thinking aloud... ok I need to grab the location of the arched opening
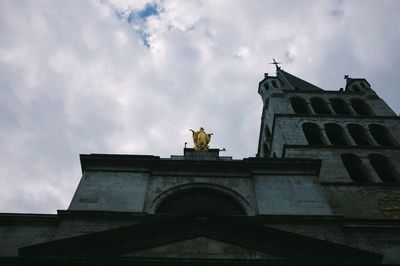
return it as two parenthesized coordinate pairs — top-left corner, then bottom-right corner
(341, 154), (369, 183)
(347, 124), (370, 146)
(302, 123), (325, 145)
(290, 97), (309, 114)
(351, 99), (373, 115)
(360, 82), (368, 89)
(369, 124), (397, 146)
(155, 188), (246, 215)
(368, 154), (398, 183)
(352, 85), (360, 92)
(310, 97), (331, 114)
(330, 98), (350, 115)
(325, 123), (348, 145)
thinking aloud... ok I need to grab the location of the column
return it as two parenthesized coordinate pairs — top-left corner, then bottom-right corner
(327, 103), (336, 115)
(320, 127), (331, 145)
(343, 128), (357, 146)
(346, 102), (358, 115)
(361, 157), (382, 183)
(365, 129), (379, 146)
(306, 101), (315, 114)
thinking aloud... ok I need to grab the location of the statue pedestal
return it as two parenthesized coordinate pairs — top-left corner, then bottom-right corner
(183, 148), (220, 160)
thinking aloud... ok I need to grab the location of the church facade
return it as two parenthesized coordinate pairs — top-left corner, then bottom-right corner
(1, 68), (399, 265)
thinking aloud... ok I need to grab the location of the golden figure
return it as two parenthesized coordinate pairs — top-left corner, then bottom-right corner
(189, 127), (213, 151)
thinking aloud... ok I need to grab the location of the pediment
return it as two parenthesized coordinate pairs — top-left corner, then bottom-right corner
(19, 213), (382, 264)
(123, 236), (283, 259)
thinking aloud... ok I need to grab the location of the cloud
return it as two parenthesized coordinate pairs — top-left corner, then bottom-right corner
(0, 0), (399, 213)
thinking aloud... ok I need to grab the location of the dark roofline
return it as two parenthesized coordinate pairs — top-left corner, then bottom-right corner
(277, 69), (323, 91)
(79, 153), (321, 176)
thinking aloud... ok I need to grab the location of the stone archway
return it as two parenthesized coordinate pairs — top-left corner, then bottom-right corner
(147, 183), (253, 215)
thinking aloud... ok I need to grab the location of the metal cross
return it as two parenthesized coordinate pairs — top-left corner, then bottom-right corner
(269, 58), (282, 70)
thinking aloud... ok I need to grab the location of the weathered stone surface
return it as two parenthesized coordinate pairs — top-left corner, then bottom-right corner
(126, 236), (283, 259)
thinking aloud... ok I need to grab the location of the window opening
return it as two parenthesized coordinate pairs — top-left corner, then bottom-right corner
(347, 124), (370, 146)
(351, 99), (373, 115)
(330, 98), (350, 115)
(352, 85), (360, 92)
(341, 154), (369, 183)
(360, 82), (367, 89)
(368, 154), (398, 183)
(291, 97), (309, 114)
(155, 188), (246, 215)
(303, 123), (325, 145)
(311, 97), (331, 114)
(325, 123), (348, 145)
(369, 124), (397, 146)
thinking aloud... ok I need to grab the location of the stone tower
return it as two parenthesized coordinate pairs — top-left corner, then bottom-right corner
(257, 67), (400, 224)
(257, 67), (400, 185)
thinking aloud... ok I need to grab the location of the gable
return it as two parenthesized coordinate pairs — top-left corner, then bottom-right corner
(278, 69), (323, 91)
(124, 236), (283, 259)
(19, 213), (382, 264)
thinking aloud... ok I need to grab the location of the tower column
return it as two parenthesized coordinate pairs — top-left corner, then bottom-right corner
(361, 157), (382, 183)
(365, 129), (379, 146)
(327, 103), (336, 115)
(306, 101), (316, 114)
(346, 102), (358, 115)
(343, 129), (357, 146)
(320, 127), (331, 145)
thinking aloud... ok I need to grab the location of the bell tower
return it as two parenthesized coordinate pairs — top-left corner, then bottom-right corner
(257, 64), (400, 214)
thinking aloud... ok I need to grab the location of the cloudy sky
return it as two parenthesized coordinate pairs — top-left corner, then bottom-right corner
(1, 0), (399, 214)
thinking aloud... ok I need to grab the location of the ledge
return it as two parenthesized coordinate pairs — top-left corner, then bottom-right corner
(0, 213), (59, 225)
(320, 182), (400, 187)
(275, 113), (400, 120)
(80, 154), (322, 176)
(284, 144), (400, 151)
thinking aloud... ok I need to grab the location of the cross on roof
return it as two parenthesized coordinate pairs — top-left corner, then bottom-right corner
(270, 58), (282, 70)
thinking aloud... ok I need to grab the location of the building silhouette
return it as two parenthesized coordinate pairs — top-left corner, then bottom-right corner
(1, 68), (399, 265)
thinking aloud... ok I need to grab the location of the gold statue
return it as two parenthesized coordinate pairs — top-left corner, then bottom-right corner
(189, 127), (213, 151)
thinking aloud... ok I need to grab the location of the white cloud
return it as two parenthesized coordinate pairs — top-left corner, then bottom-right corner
(0, 0), (399, 213)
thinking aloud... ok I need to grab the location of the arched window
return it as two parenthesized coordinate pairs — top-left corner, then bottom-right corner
(290, 97), (309, 114)
(341, 154), (369, 182)
(325, 123), (348, 145)
(155, 188), (246, 215)
(352, 85), (360, 92)
(351, 99), (373, 115)
(368, 154), (398, 183)
(369, 124), (397, 146)
(330, 98), (350, 115)
(302, 123), (325, 145)
(310, 97), (331, 114)
(360, 82), (367, 89)
(347, 124), (370, 146)
(271, 80), (278, 88)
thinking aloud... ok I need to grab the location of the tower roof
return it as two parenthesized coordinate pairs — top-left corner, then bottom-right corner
(277, 69), (323, 91)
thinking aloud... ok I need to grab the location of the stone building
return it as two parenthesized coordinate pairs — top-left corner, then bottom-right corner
(1, 67), (399, 265)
